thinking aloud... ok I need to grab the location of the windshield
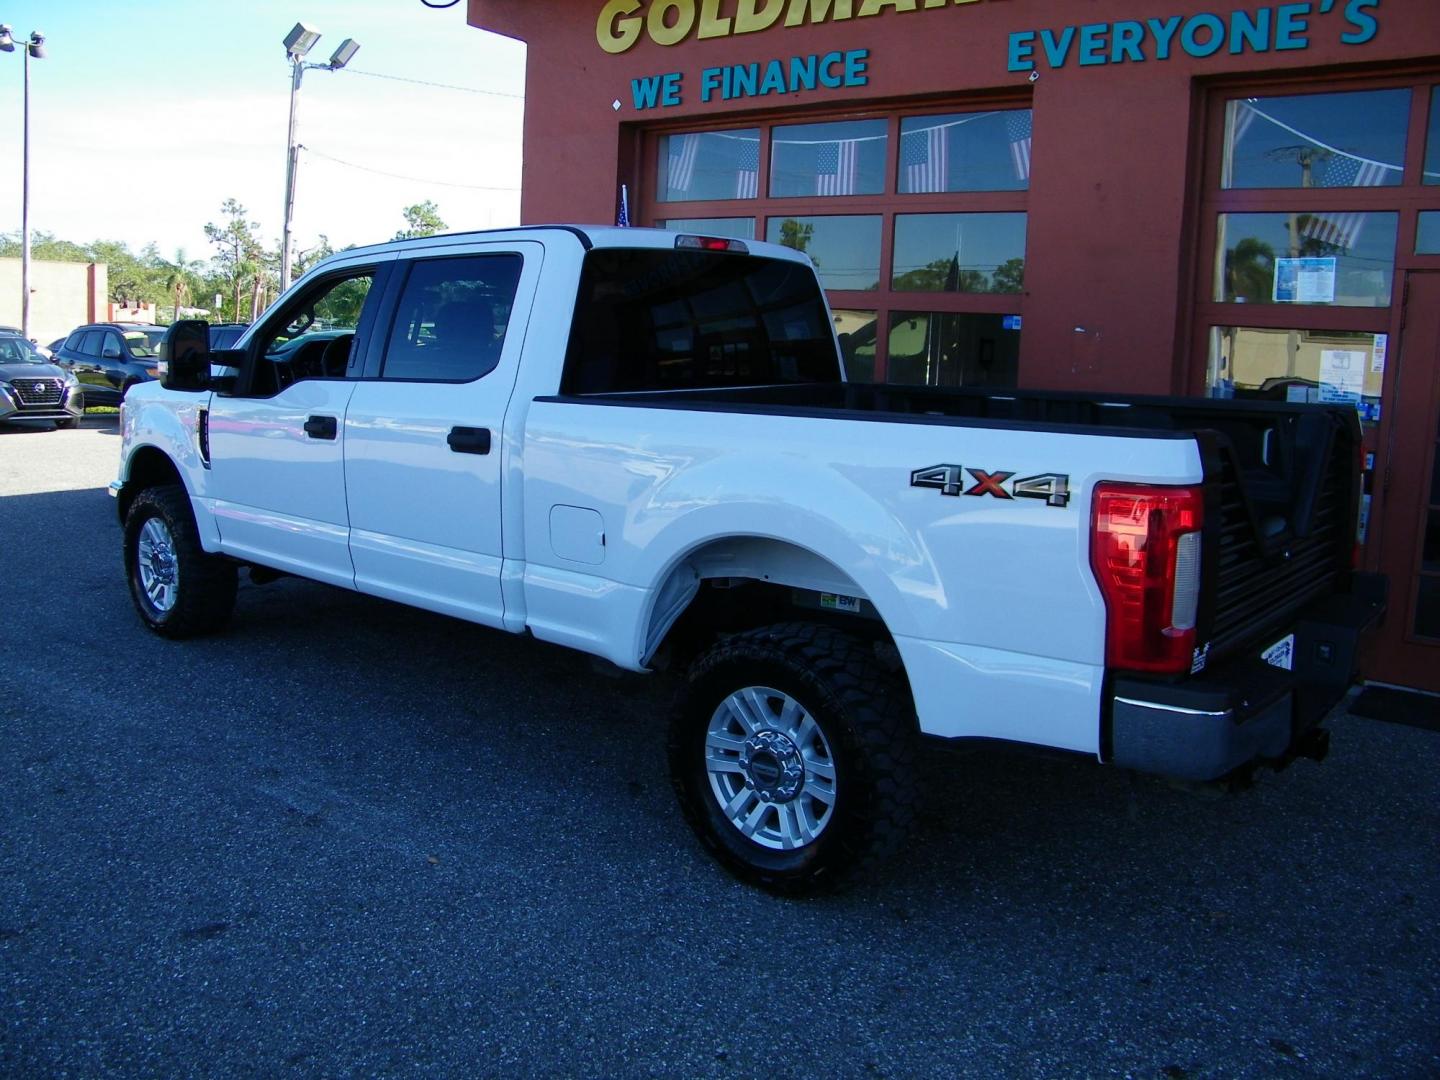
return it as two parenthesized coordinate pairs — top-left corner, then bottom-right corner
(124, 328), (166, 358)
(0, 336), (44, 364)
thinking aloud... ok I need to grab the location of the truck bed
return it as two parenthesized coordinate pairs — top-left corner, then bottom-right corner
(542, 380), (1365, 669)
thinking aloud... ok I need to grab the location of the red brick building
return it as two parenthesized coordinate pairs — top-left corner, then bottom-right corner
(467, 0), (1440, 690)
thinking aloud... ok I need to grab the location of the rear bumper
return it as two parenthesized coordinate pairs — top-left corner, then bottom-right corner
(1108, 573), (1386, 781)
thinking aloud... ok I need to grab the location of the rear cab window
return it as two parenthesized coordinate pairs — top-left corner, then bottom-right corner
(561, 248), (840, 395)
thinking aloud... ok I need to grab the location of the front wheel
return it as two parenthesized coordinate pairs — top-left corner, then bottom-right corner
(669, 623), (918, 894)
(123, 485), (237, 638)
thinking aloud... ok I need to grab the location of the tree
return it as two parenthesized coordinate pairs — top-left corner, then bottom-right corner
(991, 257), (1025, 295)
(293, 235), (336, 278)
(776, 218), (815, 259)
(204, 199), (266, 322)
(162, 249), (204, 323)
(1225, 237), (1276, 303)
(394, 200), (447, 241)
(892, 256), (986, 293)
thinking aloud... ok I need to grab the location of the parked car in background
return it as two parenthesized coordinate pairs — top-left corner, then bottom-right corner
(0, 332), (84, 429)
(53, 323), (167, 406)
(206, 323), (250, 350)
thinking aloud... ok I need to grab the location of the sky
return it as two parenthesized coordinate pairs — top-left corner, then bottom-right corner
(0, 0), (527, 262)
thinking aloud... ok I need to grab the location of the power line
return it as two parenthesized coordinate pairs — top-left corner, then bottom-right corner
(339, 66), (524, 100)
(300, 144), (520, 192)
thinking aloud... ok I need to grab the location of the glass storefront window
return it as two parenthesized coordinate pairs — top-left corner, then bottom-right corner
(893, 213), (1026, 293)
(658, 129), (761, 202)
(1206, 326), (1385, 423)
(1426, 87), (1440, 186)
(831, 309), (877, 382)
(765, 215), (882, 291)
(898, 110), (1032, 194)
(769, 120), (887, 198)
(885, 312), (1021, 387)
(1419, 212), (1440, 254)
(658, 217), (756, 240)
(1221, 90), (1408, 189)
(1214, 212), (1397, 306)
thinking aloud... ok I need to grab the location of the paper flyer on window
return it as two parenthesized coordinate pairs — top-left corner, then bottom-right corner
(1273, 257), (1337, 304)
(1318, 349), (1366, 404)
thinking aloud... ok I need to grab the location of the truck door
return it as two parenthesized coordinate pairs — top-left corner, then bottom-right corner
(205, 256), (394, 586)
(342, 242), (542, 627)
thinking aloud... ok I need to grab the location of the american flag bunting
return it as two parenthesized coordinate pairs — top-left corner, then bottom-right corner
(902, 125), (948, 193)
(816, 139), (860, 196)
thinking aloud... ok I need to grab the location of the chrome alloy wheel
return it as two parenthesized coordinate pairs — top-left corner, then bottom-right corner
(705, 686), (837, 851)
(136, 517), (179, 613)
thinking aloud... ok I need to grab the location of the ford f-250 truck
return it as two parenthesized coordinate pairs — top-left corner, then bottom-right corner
(111, 226), (1384, 892)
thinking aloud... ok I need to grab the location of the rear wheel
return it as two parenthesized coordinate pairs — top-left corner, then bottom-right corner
(669, 622), (919, 894)
(123, 485), (237, 638)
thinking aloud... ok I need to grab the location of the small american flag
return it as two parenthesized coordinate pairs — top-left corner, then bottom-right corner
(616, 183), (630, 227)
(816, 139), (859, 196)
(735, 137), (759, 199)
(667, 134), (700, 194)
(1318, 153), (1391, 189)
(1300, 153), (1390, 250)
(902, 125), (948, 193)
(1007, 110), (1032, 182)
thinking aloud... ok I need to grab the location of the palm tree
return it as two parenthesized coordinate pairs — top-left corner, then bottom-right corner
(163, 249), (200, 323)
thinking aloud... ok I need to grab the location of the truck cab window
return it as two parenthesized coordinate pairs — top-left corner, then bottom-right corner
(250, 271), (375, 395)
(380, 254), (523, 382)
(562, 249), (839, 394)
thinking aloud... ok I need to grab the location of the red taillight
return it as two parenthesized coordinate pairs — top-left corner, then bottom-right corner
(1090, 483), (1205, 674)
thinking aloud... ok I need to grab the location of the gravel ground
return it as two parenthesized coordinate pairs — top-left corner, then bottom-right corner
(1, 416), (1437, 1078)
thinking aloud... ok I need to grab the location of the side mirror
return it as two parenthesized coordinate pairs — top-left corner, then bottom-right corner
(159, 320), (211, 392)
(102, 345), (123, 360)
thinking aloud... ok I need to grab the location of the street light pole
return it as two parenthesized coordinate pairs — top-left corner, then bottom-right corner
(278, 23), (359, 294)
(1, 26), (46, 338)
(22, 34), (33, 337)
(280, 55), (304, 294)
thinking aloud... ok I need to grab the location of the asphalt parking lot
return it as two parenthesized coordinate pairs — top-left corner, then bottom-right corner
(1, 415), (1437, 1078)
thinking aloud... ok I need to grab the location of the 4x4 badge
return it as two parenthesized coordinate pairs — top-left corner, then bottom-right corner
(910, 465), (1070, 508)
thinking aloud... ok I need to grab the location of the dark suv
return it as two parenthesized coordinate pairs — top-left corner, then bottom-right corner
(53, 323), (168, 406)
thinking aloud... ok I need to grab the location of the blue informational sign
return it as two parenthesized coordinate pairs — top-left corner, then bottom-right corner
(1003, 315), (1023, 331)
(1273, 257), (1337, 303)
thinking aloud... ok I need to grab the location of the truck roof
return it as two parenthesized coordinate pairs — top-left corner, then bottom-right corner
(315, 225), (813, 271)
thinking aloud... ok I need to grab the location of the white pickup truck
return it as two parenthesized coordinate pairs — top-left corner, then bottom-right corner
(113, 226), (1383, 892)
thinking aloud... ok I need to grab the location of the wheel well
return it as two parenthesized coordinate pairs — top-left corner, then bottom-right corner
(118, 446), (184, 521)
(644, 537), (902, 674)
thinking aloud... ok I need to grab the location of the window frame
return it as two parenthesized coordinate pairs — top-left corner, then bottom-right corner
(639, 97), (1032, 383)
(373, 252), (526, 385)
(231, 262), (390, 398)
(1187, 74), (1440, 399)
